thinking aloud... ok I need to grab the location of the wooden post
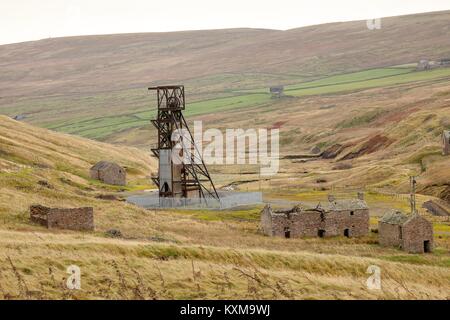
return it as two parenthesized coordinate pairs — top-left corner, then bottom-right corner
(410, 176), (417, 216)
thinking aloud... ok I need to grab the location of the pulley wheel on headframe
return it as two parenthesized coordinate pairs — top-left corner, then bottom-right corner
(167, 96), (181, 109)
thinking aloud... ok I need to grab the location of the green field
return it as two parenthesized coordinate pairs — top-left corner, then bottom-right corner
(286, 67), (450, 96)
(236, 67), (415, 94)
(44, 93), (271, 139)
(13, 66), (450, 141)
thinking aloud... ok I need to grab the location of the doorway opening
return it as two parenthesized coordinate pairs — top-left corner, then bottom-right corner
(318, 229), (326, 238)
(424, 240), (431, 253)
(284, 227), (291, 239)
(344, 229), (350, 237)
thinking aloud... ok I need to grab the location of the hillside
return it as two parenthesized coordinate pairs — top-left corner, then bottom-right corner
(189, 69), (450, 202)
(0, 115), (156, 211)
(1, 11), (449, 97)
(0, 116), (448, 299)
(0, 11), (450, 200)
(1, 10), (450, 143)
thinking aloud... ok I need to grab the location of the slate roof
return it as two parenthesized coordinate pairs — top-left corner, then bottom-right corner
(269, 86), (284, 93)
(380, 210), (410, 225)
(90, 161), (123, 171)
(13, 115), (26, 121)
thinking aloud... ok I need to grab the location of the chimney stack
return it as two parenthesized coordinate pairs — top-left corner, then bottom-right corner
(328, 194), (335, 202)
(357, 192), (364, 201)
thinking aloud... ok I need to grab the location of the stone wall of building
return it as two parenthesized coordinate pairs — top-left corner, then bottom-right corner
(260, 205), (274, 236)
(30, 205), (50, 227)
(402, 216), (433, 253)
(99, 167), (125, 185)
(321, 209), (369, 237)
(379, 215), (433, 253)
(378, 222), (401, 248)
(293, 211), (323, 237)
(271, 213), (291, 237)
(30, 205), (94, 231)
(260, 205), (369, 238)
(90, 162), (126, 186)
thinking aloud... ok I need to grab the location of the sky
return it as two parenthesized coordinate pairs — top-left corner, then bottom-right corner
(1, 0), (450, 45)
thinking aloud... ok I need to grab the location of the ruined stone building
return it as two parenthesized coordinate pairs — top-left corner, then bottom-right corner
(442, 130), (450, 156)
(90, 161), (126, 186)
(378, 210), (433, 253)
(30, 205), (94, 231)
(260, 193), (369, 238)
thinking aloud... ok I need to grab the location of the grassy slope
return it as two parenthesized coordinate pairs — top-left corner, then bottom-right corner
(1, 10), (449, 97)
(168, 68), (450, 203)
(0, 12), (450, 299)
(0, 115), (155, 183)
(1, 10), (450, 142)
(0, 116), (449, 299)
(287, 68), (450, 96)
(17, 63), (449, 201)
(7, 66), (449, 142)
(42, 93), (272, 140)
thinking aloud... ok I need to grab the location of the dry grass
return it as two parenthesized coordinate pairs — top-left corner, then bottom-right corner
(192, 78), (450, 204)
(0, 91), (450, 299)
(0, 115), (155, 179)
(0, 229), (448, 300)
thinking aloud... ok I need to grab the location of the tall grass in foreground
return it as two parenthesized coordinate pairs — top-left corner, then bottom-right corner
(0, 238), (448, 300)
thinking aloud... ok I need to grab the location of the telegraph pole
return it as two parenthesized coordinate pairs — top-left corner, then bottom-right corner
(410, 176), (417, 216)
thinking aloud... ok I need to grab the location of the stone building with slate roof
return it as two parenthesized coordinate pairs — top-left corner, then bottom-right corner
(260, 193), (369, 238)
(378, 210), (433, 253)
(90, 161), (126, 186)
(269, 86), (284, 98)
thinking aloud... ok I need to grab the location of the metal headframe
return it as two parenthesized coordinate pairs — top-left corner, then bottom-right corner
(149, 85), (219, 203)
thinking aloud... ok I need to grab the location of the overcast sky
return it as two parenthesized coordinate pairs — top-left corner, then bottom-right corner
(1, 0), (449, 45)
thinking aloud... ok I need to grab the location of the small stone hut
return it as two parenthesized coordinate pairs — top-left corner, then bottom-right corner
(416, 60), (431, 71)
(378, 210), (433, 253)
(90, 161), (126, 186)
(30, 205), (94, 231)
(260, 193), (369, 238)
(442, 130), (450, 156)
(269, 86), (284, 98)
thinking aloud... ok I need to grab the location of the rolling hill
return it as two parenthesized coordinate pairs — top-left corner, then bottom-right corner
(1, 10), (450, 97)
(0, 9), (450, 298)
(0, 115), (448, 299)
(1, 10), (450, 201)
(0, 10), (450, 144)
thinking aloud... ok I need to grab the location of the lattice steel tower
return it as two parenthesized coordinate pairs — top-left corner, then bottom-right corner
(149, 85), (219, 203)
